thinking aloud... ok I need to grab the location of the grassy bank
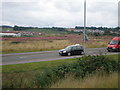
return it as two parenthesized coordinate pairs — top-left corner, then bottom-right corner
(3, 54), (118, 73)
(2, 54), (119, 88)
(2, 40), (72, 54)
(2, 58), (77, 88)
(51, 72), (118, 88)
(2, 35), (114, 54)
(2, 58), (77, 73)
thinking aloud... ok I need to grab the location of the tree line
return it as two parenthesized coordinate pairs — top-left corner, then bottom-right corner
(1, 25), (119, 31)
(75, 26), (119, 31)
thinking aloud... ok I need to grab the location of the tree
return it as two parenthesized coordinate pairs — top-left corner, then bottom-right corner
(13, 25), (19, 31)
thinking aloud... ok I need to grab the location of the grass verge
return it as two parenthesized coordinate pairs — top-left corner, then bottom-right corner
(2, 58), (77, 88)
(3, 54), (119, 73)
(2, 40), (72, 54)
(2, 58), (77, 73)
(2, 35), (114, 54)
(2, 54), (119, 88)
(51, 72), (118, 88)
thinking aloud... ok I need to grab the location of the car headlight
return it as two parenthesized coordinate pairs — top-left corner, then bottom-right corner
(63, 51), (67, 53)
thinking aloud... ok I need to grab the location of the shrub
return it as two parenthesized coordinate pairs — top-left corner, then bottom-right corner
(35, 55), (118, 88)
(76, 55), (118, 75)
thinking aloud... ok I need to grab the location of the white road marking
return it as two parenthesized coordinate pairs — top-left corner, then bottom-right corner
(19, 56), (27, 59)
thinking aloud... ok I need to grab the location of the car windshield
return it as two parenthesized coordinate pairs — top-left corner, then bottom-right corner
(65, 46), (72, 50)
(109, 40), (119, 45)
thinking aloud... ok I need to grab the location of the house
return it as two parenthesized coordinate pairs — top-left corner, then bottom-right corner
(0, 31), (21, 37)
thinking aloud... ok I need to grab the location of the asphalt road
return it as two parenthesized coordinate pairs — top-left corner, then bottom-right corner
(1, 47), (119, 65)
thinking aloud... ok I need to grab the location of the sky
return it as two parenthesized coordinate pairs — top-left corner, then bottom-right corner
(0, 0), (119, 28)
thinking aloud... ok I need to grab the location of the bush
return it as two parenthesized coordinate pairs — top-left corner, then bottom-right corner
(76, 55), (118, 75)
(35, 55), (118, 88)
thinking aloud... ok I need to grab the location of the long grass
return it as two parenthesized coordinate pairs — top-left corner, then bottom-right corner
(2, 58), (77, 88)
(2, 54), (118, 88)
(69, 35), (113, 48)
(51, 72), (118, 88)
(2, 35), (115, 53)
(2, 40), (72, 53)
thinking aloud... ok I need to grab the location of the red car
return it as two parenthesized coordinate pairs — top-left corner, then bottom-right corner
(107, 37), (120, 52)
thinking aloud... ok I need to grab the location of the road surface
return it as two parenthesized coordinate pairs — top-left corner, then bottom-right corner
(1, 48), (119, 65)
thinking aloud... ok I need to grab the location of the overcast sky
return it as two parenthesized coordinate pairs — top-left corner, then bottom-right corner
(1, 0), (119, 28)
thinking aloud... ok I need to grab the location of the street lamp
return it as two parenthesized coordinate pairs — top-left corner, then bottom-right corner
(84, 0), (86, 54)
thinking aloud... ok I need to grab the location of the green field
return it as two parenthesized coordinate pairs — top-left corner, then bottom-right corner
(1, 27), (73, 35)
(22, 28), (72, 34)
(1, 27), (14, 31)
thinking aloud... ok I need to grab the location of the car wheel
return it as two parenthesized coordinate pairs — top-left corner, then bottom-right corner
(67, 52), (71, 56)
(108, 50), (111, 52)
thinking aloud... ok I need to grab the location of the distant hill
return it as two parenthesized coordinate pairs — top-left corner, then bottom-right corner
(1, 25), (119, 33)
(0, 25), (13, 28)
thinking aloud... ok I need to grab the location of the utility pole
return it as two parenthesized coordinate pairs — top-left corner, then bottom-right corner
(84, 0), (86, 55)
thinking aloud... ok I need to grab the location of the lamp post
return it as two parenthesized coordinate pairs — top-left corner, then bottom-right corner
(84, 0), (86, 55)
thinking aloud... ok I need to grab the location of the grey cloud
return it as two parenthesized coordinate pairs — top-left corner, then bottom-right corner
(88, 2), (117, 14)
(2, 2), (44, 12)
(86, 2), (118, 27)
(1, 1), (118, 27)
(54, 0), (83, 13)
